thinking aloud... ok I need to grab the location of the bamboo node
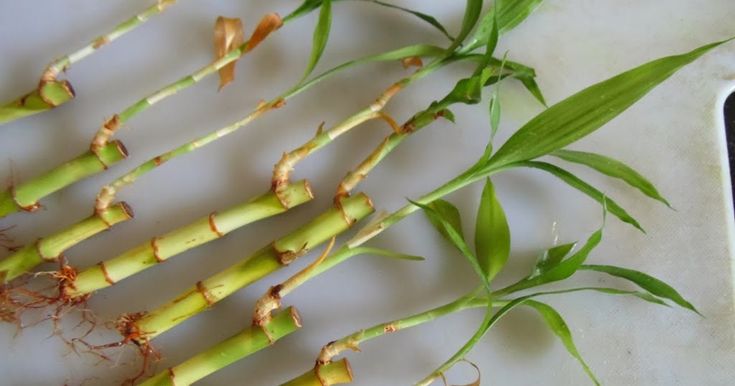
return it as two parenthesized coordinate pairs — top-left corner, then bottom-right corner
(196, 281), (216, 307)
(95, 185), (116, 213)
(253, 285), (282, 327)
(150, 237), (164, 263)
(92, 36), (110, 49)
(97, 261), (115, 285)
(90, 115), (121, 154)
(208, 212), (225, 237)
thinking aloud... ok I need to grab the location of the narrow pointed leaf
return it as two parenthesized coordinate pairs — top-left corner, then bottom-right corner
(412, 199), (490, 290)
(356, 247), (425, 261)
(580, 264), (699, 314)
(465, 0), (544, 51)
(292, 44), (445, 96)
(299, 0), (332, 83)
(525, 300), (600, 385)
(368, 1), (454, 41)
(497, 228), (602, 294)
(520, 161), (644, 232)
(448, 0), (484, 52)
(518, 74), (547, 106)
(423, 199), (465, 242)
(489, 40), (730, 168)
(534, 242), (576, 275)
(427, 285), (663, 386)
(552, 149), (671, 207)
(475, 178), (510, 281)
(488, 96), (501, 137)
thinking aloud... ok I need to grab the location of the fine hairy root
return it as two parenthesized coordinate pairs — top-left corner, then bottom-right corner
(0, 225), (20, 252)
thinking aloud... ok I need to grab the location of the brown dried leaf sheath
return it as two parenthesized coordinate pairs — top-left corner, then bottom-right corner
(247, 13), (283, 51)
(214, 16), (245, 90)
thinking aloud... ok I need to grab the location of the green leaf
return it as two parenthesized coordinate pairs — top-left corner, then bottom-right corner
(426, 285), (664, 386)
(424, 199), (464, 242)
(289, 44), (445, 97)
(299, 0), (332, 84)
(497, 228), (602, 295)
(580, 264), (699, 314)
(552, 149), (671, 207)
(447, 0), (484, 53)
(464, 0), (545, 52)
(475, 178), (510, 281)
(487, 54), (508, 139)
(517, 74), (547, 106)
(520, 161), (644, 232)
(368, 1), (454, 41)
(412, 199), (490, 291)
(534, 242), (576, 276)
(283, 0), (325, 22)
(525, 301), (599, 385)
(488, 96), (501, 138)
(488, 40), (730, 168)
(356, 247), (425, 261)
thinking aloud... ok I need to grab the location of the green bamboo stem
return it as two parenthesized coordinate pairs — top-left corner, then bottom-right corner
(125, 193), (374, 344)
(281, 295), (491, 386)
(253, 163), (514, 322)
(0, 0), (178, 125)
(0, 141), (127, 217)
(0, 202), (132, 283)
(0, 47), (446, 284)
(93, 97), (284, 213)
(280, 359), (353, 386)
(140, 307), (302, 386)
(0, 9), (298, 219)
(64, 180), (314, 298)
(271, 61), (442, 201)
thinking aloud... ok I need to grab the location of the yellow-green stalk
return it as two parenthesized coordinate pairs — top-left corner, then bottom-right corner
(63, 181), (313, 297)
(0, 0), (178, 125)
(282, 296), (489, 386)
(121, 193), (373, 344)
(140, 307), (303, 386)
(0, 202), (133, 282)
(0, 43), (447, 284)
(280, 359), (353, 386)
(0, 8), (301, 219)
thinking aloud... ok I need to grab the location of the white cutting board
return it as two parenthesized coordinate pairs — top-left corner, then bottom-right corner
(1, 1), (734, 385)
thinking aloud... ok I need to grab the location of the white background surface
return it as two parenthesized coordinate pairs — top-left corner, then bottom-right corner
(1, 1), (734, 385)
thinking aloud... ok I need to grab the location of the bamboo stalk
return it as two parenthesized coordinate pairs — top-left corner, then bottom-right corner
(281, 296), (490, 386)
(0, 9), (294, 219)
(140, 307), (302, 386)
(0, 202), (133, 282)
(123, 193), (374, 344)
(280, 359), (353, 386)
(0, 0), (178, 125)
(0, 44), (447, 284)
(271, 61), (442, 202)
(64, 180), (313, 297)
(0, 141), (127, 217)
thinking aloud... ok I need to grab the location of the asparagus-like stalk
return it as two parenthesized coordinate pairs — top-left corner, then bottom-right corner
(282, 295), (489, 386)
(270, 60), (442, 202)
(63, 181), (313, 297)
(121, 193), (373, 344)
(0, 0), (178, 125)
(0, 202), (133, 282)
(0, 10), (293, 219)
(0, 42), (447, 283)
(280, 359), (353, 386)
(140, 307), (303, 386)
